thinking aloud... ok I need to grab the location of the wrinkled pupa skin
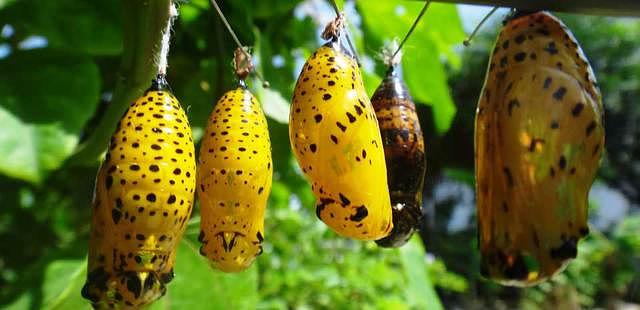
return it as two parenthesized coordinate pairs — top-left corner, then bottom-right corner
(371, 64), (426, 248)
(289, 40), (393, 240)
(475, 11), (604, 286)
(197, 82), (272, 272)
(82, 76), (196, 309)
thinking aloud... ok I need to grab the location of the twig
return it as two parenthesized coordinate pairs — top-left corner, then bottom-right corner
(210, 0), (269, 87)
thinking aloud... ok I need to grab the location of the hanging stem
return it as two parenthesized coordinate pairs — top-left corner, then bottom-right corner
(210, 0), (269, 87)
(328, 0), (361, 66)
(68, 0), (173, 166)
(463, 6), (499, 46)
(390, 0), (431, 64)
(157, 3), (178, 75)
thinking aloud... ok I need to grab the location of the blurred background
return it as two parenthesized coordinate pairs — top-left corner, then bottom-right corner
(0, 0), (639, 309)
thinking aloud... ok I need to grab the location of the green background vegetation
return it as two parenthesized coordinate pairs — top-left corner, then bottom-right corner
(0, 0), (638, 309)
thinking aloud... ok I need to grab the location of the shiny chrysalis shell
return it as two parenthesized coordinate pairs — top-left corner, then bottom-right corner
(475, 11), (604, 286)
(371, 64), (426, 247)
(289, 41), (393, 240)
(82, 75), (196, 308)
(197, 84), (272, 272)
(372, 64), (426, 248)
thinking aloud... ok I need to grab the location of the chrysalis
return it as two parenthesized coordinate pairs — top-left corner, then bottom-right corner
(475, 11), (604, 286)
(372, 54), (426, 248)
(82, 75), (196, 308)
(289, 17), (393, 240)
(197, 49), (272, 272)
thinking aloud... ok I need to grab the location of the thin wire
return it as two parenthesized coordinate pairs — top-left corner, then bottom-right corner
(328, 0), (361, 66)
(391, 0), (431, 62)
(463, 6), (499, 46)
(210, 0), (269, 86)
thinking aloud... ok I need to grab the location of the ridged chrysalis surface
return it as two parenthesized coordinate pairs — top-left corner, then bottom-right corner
(372, 64), (426, 248)
(475, 11), (604, 286)
(82, 76), (196, 308)
(197, 85), (272, 272)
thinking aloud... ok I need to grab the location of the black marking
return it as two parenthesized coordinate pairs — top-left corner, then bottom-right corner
(507, 99), (520, 116)
(314, 114), (323, 123)
(167, 195), (176, 204)
(500, 56), (508, 67)
(571, 102), (584, 116)
(339, 193), (350, 206)
(528, 138), (544, 152)
(330, 135), (338, 144)
(346, 112), (356, 123)
(111, 208), (122, 224)
(552, 87), (567, 101)
(503, 167), (514, 187)
(322, 94), (332, 101)
(310, 144), (317, 153)
(504, 254), (529, 280)
(515, 34), (526, 44)
(543, 77), (552, 89)
(579, 227), (590, 237)
(585, 121), (597, 136)
(559, 156), (567, 170)
(336, 122), (346, 132)
(350, 206), (368, 222)
(125, 272), (142, 298)
(550, 120), (559, 129)
(105, 176), (113, 189)
(543, 41), (558, 55)
(550, 237), (578, 260)
(514, 52), (526, 62)
(256, 231), (264, 242)
(315, 198), (335, 219)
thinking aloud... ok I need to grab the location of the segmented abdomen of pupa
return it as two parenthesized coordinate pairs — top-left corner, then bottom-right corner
(371, 64), (426, 248)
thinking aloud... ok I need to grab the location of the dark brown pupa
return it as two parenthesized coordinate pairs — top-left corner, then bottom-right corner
(371, 58), (426, 248)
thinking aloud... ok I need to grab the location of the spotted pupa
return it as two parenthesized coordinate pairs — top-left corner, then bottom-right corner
(82, 75), (196, 309)
(372, 50), (426, 248)
(197, 48), (273, 273)
(475, 11), (604, 286)
(289, 16), (393, 240)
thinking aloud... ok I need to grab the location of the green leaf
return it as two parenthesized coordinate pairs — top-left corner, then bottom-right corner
(0, 51), (100, 183)
(5, 258), (90, 310)
(148, 239), (258, 310)
(0, 0), (122, 55)
(253, 82), (290, 124)
(402, 43), (456, 133)
(400, 237), (443, 310)
(250, 0), (301, 18)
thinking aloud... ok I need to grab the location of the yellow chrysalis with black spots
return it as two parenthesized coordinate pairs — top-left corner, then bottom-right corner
(197, 83), (272, 273)
(289, 40), (393, 241)
(82, 75), (196, 309)
(475, 11), (604, 286)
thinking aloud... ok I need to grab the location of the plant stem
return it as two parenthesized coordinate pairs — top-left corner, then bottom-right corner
(68, 0), (171, 166)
